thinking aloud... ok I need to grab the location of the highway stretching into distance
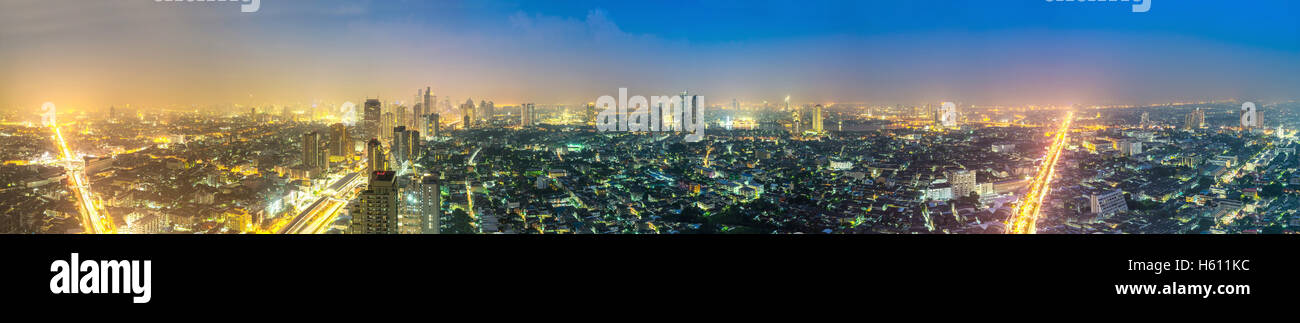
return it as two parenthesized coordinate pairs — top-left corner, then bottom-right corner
(1007, 111), (1074, 234)
(279, 171), (365, 234)
(53, 126), (115, 234)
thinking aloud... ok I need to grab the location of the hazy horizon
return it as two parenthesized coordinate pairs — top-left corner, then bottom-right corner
(3, 0), (1298, 111)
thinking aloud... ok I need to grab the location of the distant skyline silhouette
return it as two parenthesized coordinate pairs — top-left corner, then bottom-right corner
(2, 0), (1297, 110)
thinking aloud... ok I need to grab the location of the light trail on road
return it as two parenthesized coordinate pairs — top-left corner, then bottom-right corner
(1007, 111), (1073, 234)
(280, 171), (364, 234)
(53, 126), (114, 234)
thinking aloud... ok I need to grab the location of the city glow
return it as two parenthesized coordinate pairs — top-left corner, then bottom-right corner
(54, 126), (115, 234)
(1007, 111), (1073, 234)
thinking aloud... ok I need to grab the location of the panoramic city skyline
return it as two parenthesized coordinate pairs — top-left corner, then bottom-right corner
(3, 0), (1299, 111)
(6, 2), (1299, 311)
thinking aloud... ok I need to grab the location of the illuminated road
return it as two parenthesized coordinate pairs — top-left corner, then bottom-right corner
(465, 179), (476, 219)
(1007, 111), (1073, 234)
(466, 147), (479, 219)
(279, 171), (365, 234)
(53, 126), (115, 234)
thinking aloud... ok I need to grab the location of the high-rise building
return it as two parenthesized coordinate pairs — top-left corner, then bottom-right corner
(329, 123), (350, 157)
(390, 126), (421, 166)
(366, 138), (387, 174)
(408, 130), (419, 163)
(424, 87), (432, 113)
(350, 171), (399, 234)
(380, 112), (395, 141)
(417, 87), (432, 134)
(429, 113), (440, 138)
(391, 126), (408, 166)
(420, 175), (441, 234)
(316, 133), (330, 172)
(1139, 112), (1150, 128)
(412, 90), (423, 129)
(364, 99), (382, 138)
(461, 98), (476, 128)
(1185, 108), (1205, 130)
(302, 131), (328, 174)
(791, 105), (803, 134)
(945, 170), (977, 198)
(411, 103), (422, 129)
(395, 105), (407, 133)
(520, 103), (535, 127)
(585, 102), (596, 126)
(1089, 189), (1129, 217)
(480, 100), (494, 122)
(812, 104), (824, 134)
(1118, 140), (1143, 156)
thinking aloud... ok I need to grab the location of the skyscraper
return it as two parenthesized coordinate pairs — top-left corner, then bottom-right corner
(395, 105), (407, 133)
(585, 102), (596, 126)
(429, 113), (440, 138)
(480, 100), (494, 122)
(425, 87), (433, 112)
(1185, 108), (1205, 130)
(419, 87), (432, 134)
(791, 105), (803, 134)
(350, 171), (399, 234)
(461, 98), (476, 129)
(420, 175), (441, 234)
(412, 91), (423, 130)
(391, 126), (408, 167)
(364, 99), (382, 138)
(812, 104), (824, 134)
(412, 102), (422, 129)
(380, 112), (394, 141)
(329, 123), (350, 157)
(302, 131), (328, 174)
(390, 126), (420, 166)
(407, 130), (420, 163)
(367, 138), (387, 174)
(520, 103), (535, 127)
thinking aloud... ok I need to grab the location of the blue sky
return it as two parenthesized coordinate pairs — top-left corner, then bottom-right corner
(2, 0), (1297, 109)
